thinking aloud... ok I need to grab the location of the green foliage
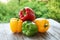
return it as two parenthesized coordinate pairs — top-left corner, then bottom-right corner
(0, 0), (60, 22)
(47, 0), (60, 22)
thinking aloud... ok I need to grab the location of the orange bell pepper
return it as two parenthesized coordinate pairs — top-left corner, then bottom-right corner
(34, 18), (49, 33)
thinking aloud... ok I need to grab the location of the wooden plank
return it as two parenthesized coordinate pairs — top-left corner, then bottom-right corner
(23, 33), (43, 40)
(0, 24), (7, 40)
(42, 32), (57, 40)
(48, 19), (60, 28)
(47, 25), (60, 40)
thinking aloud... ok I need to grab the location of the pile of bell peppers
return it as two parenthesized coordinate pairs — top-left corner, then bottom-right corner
(10, 7), (49, 37)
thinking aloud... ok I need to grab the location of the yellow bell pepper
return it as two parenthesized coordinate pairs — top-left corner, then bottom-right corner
(34, 18), (49, 33)
(10, 18), (23, 33)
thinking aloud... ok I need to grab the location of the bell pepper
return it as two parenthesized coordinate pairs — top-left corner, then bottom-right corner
(34, 18), (49, 33)
(10, 18), (23, 33)
(19, 7), (36, 21)
(22, 21), (38, 36)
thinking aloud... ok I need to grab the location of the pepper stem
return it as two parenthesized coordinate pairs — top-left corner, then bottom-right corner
(23, 8), (26, 16)
(44, 24), (48, 28)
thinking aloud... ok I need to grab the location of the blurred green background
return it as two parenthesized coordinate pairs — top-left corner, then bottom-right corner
(0, 0), (60, 23)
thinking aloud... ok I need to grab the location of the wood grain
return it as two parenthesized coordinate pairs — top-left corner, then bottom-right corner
(0, 19), (60, 40)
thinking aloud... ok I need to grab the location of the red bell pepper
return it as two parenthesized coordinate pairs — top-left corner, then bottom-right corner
(19, 7), (36, 21)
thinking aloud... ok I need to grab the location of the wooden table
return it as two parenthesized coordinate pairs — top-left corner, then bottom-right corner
(0, 19), (60, 40)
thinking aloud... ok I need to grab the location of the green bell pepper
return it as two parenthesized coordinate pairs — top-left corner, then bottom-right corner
(22, 21), (38, 37)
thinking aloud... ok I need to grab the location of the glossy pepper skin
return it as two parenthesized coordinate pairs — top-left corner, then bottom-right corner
(19, 7), (36, 22)
(22, 21), (38, 37)
(34, 18), (49, 33)
(10, 18), (23, 33)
